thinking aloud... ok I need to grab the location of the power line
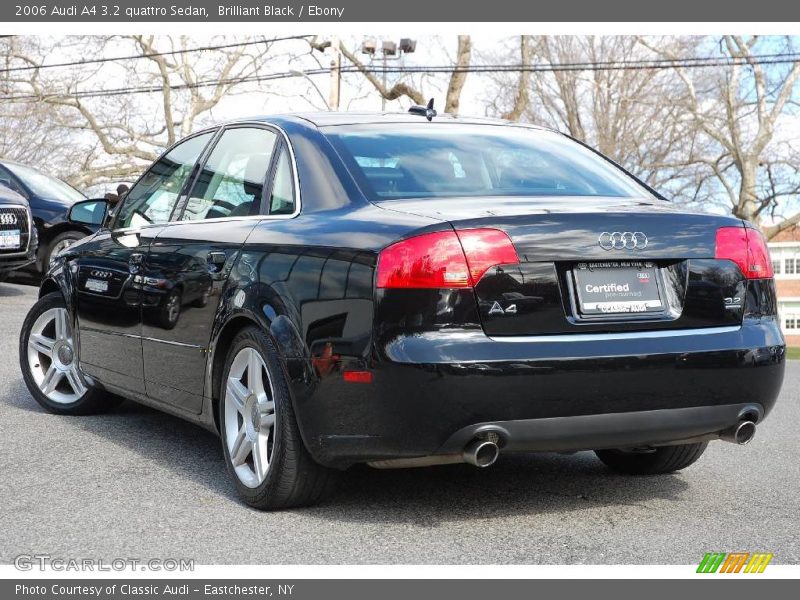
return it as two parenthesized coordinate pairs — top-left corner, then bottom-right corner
(0, 35), (311, 74)
(2, 52), (799, 103)
(0, 38), (796, 76)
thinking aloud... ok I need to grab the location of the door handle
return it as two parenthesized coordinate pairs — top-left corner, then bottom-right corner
(129, 252), (145, 274)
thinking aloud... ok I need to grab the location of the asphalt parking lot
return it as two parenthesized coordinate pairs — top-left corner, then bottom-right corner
(1, 281), (798, 565)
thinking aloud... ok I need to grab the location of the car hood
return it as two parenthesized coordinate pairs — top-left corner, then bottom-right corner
(0, 186), (29, 207)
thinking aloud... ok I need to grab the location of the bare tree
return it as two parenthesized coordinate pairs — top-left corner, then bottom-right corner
(500, 35), (533, 121)
(485, 36), (695, 193)
(0, 37), (81, 175)
(640, 35), (800, 238)
(1, 35), (284, 189)
(311, 35), (472, 113)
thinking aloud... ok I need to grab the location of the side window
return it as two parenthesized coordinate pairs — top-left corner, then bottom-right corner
(115, 132), (213, 229)
(269, 145), (296, 216)
(181, 127), (277, 221)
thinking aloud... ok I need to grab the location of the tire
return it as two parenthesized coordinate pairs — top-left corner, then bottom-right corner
(0, 271), (8, 283)
(595, 442), (708, 475)
(219, 326), (338, 510)
(44, 231), (85, 271)
(19, 292), (123, 415)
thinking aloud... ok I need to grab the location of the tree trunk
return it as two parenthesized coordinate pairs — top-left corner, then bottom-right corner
(735, 164), (761, 226)
(444, 36), (472, 114)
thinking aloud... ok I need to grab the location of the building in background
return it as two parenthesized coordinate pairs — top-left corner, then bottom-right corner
(768, 227), (800, 346)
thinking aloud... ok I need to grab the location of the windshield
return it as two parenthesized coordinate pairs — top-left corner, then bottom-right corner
(5, 163), (86, 202)
(325, 124), (652, 201)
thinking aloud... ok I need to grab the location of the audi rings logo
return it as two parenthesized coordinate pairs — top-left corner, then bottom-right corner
(598, 231), (648, 251)
(90, 270), (113, 279)
(0, 213), (18, 225)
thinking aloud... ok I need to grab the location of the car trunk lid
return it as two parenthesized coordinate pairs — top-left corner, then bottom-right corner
(374, 196), (750, 335)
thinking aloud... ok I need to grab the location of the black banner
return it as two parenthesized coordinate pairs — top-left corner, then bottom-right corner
(2, 0), (800, 22)
(4, 579), (800, 599)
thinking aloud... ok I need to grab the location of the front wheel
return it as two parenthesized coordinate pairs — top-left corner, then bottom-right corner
(19, 292), (121, 415)
(44, 231), (85, 271)
(595, 442), (708, 475)
(219, 326), (338, 510)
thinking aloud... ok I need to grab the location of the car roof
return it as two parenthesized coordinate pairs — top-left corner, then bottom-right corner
(227, 111), (552, 131)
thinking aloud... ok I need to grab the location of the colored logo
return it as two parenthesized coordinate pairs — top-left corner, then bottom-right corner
(697, 552), (773, 573)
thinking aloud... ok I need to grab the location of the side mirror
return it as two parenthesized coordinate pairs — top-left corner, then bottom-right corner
(68, 199), (109, 227)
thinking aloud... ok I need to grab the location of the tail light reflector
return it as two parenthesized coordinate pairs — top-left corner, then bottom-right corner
(715, 226), (773, 279)
(376, 229), (519, 289)
(343, 370), (372, 383)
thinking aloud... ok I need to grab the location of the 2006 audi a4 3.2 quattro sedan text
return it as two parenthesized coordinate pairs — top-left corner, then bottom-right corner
(18, 110), (785, 509)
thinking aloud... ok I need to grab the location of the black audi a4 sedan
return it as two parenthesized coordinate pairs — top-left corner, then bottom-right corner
(19, 111), (785, 509)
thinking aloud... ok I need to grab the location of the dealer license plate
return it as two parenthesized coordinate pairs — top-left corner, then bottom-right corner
(85, 278), (109, 293)
(0, 230), (20, 249)
(574, 261), (663, 316)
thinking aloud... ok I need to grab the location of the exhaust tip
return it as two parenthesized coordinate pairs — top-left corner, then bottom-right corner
(721, 420), (756, 445)
(463, 439), (500, 468)
(734, 421), (756, 445)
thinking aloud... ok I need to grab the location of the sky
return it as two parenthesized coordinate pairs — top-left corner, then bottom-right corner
(4, 34), (800, 222)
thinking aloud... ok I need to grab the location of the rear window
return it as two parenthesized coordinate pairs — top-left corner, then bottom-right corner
(324, 124), (651, 201)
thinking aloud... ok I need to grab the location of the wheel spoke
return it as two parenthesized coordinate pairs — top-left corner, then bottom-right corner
(226, 378), (249, 413)
(54, 309), (68, 341)
(248, 350), (265, 397)
(29, 334), (55, 358)
(252, 436), (269, 481)
(259, 412), (275, 429)
(230, 427), (251, 467)
(64, 367), (87, 397)
(41, 366), (63, 395)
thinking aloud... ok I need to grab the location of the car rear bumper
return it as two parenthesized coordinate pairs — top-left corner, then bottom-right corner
(294, 318), (785, 466)
(436, 403), (764, 455)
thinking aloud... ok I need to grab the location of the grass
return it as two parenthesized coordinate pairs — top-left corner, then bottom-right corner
(786, 347), (800, 360)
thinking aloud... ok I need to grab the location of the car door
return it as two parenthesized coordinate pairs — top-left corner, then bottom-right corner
(139, 125), (281, 412)
(73, 131), (215, 395)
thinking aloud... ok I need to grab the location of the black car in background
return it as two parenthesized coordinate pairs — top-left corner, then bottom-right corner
(18, 112), (785, 510)
(0, 159), (100, 273)
(0, 185), (37, 282)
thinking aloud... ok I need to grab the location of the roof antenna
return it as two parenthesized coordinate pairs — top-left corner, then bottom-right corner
(408, 98), (437, 121)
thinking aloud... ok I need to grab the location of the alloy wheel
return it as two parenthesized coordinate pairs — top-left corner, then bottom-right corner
(224, 347), (277, 488)
(26, 307), (87, 403)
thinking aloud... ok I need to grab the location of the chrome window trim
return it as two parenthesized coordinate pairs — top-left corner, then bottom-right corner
(0, 203), (32, 255)
(225, 121), (301, 220)
(487, 326), (742, 344)
(110, 122), (302, 235)
(110, 128), (220, 234)
(174, 122), (302, 225)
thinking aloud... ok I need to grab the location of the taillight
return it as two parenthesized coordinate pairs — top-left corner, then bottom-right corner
(376, 228), (519, 289)
(715, 226), (774, 279)
(456, 229), (520, 284)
